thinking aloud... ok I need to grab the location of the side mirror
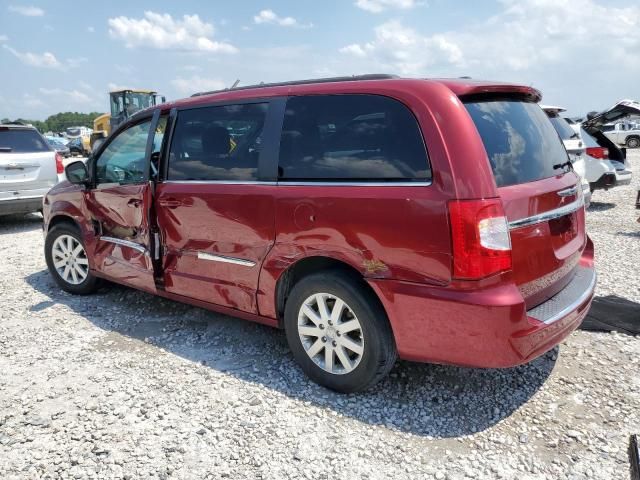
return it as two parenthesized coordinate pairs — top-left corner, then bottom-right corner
(65, 160), (89, 185)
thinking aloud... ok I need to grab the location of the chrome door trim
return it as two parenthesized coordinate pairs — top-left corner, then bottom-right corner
(508, 196), (584, 230)
(197, 251), (256, 267)
(557, 186), (578, 197)
(100, 236), (148, 255)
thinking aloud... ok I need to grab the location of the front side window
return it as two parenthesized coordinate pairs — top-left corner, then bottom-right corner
(168, 103), (268, 181)
(278, 94), (430, 182)
(95, 120), (151, 184)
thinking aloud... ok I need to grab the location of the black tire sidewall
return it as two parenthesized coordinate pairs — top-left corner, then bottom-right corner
(45, 224), (98, 295)
(284, 271), (396, 393)
(627, 137), (639, 148)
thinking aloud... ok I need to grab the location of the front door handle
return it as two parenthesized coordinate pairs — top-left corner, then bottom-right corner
(158, 197), (183, 208)
(127, 199), (142, 207)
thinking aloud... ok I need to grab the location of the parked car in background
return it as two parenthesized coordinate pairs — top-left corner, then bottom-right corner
(600, 122), (640, 148)
(580, 128), (632, 189)
(563, 117), (582, 135)
(0, 123), (63, 216)
(46, 136), (71, 158)
(42, 76), (596, 392)
(582, 100), (639, 190)
(541, 105), (591, 206)
(67, 137), (89, 157)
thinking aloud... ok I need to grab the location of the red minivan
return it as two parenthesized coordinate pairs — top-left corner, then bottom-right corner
(43, 75), (596, 392)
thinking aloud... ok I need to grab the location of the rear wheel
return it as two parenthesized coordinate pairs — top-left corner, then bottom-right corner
(284, 271), (397, 393)
(626, 136), (640, 148)
(45, 224), (99, 294)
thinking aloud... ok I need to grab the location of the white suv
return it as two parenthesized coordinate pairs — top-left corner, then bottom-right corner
(0, 123), (62, 216)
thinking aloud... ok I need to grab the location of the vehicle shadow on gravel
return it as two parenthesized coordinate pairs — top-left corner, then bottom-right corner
(26, 269), (556, 438)
(587, 201), (616, 212)
(0, 213), (43, 236)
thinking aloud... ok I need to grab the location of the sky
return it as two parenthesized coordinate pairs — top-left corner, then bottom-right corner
(1, 0), (639, 120)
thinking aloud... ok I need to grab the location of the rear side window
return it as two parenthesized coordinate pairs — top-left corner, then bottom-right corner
(0, 128), (50, 153)
(168, 103), (268, 181)
(465, 100), (569, 187)
(278, 94), (430, 182)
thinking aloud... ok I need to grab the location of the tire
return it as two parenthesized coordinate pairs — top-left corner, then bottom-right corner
(45, 223), (99, 295)
(284, 270), (397, 393)
(626, 136), (640, 149)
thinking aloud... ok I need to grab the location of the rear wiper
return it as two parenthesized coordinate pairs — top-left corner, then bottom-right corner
(553, 160), (573, 172)
(570, 133), (580, 139)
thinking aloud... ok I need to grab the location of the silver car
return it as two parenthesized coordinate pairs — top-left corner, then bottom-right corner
(0, 123), (61, 216)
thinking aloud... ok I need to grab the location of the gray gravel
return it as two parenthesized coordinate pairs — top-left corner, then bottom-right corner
(1, 152), (639, 480)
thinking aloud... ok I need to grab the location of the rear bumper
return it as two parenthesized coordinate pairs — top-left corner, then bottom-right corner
(368, 238), (596, 368)
(614, 169), (633, 186)
(0, 196), (44, 216)
(590, 173), (616, 191)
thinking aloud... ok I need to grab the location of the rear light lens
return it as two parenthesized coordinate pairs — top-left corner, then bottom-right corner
(448, 199), (512, 279)
(55, 152), (64, 174)
(586, 147), (608, 160)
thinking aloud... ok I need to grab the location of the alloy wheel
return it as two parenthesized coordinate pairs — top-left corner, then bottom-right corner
(297, 293), (364, 375)
(51, 234), (89, 285)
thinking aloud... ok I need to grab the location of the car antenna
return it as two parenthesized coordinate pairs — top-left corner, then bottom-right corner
(231, 79), (240, 89)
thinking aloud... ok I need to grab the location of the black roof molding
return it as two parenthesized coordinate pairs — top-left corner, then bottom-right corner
(191, 74), (399, 97)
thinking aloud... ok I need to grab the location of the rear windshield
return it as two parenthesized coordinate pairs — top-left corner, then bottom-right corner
(547, 115), (578, 140)
(465, 100), (569, 187)
(0, 128), (51, 153)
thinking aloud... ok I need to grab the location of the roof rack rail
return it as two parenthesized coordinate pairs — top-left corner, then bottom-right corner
(191, 74), (399, 97)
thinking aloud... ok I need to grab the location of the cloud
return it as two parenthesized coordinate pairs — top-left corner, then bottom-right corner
(253, 10), (312, 28)
(8, 4), (44, 16)
(171, 75), (226, 95)
(39, 88), (93, 104)
(355, 0), (419, 13)
(108, 11), (237, 53)
(87, 26), (95, 33)
(3, 45), (86, 70)
(340, 20), (463, 73)
(340, 0), (640, 77)
(0, 34), (8, 42)
(23, 93), (43, 108)
(3, 45), (62, 69)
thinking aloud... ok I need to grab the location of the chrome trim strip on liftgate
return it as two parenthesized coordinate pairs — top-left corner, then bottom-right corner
(100, 236), (148, 255)
(508, 196), (584, 230)
(197, 251), (256, 267)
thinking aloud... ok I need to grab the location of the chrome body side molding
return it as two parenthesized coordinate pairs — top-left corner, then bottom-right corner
(100, 236), (148, 255)
(197, 251), (256, 267)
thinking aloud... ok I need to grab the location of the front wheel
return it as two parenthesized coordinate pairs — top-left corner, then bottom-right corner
(284, 271), (397, 393)
(45, 224), (99, 294)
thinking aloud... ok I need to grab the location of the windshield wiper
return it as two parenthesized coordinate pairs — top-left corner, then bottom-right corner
(0, 147), (12, 152)
(553, 160), (573, 172)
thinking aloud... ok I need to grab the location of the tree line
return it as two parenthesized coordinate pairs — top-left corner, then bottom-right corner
(1, 111), (104, 133)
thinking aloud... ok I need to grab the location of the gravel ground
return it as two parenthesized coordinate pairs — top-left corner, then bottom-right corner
(1, 153), (639, 480)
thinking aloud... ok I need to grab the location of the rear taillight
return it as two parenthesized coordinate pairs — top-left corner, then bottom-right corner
(448, 199), (512, 279)
(586, 147), (608, 160)
(55, 152), (64, 174)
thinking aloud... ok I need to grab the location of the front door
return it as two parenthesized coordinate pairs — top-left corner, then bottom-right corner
(85, 112), (163, 292)
(155, 101), (279, 313)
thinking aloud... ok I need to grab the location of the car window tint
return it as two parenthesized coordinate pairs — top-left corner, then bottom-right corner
(168, 103), (268, 181)
(278, 95), (430, 182)
(0, 129), (50, 153)
(465, 100), (569, 187)
(95, 120), (151, 185)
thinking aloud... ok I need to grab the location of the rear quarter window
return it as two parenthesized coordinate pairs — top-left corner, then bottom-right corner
(0, 128), (51, 153)
(278, 94), (431, 182)
(465, 100), (569, 187)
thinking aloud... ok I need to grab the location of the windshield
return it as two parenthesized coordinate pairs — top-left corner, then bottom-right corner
(465, 100), (569, 187)
(548, 116), (578, 140)
(0, 128), (51, 153)
(111, 91), (155, 117)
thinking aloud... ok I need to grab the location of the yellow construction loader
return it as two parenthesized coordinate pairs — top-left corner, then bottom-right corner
(91, 89), (165, 151)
